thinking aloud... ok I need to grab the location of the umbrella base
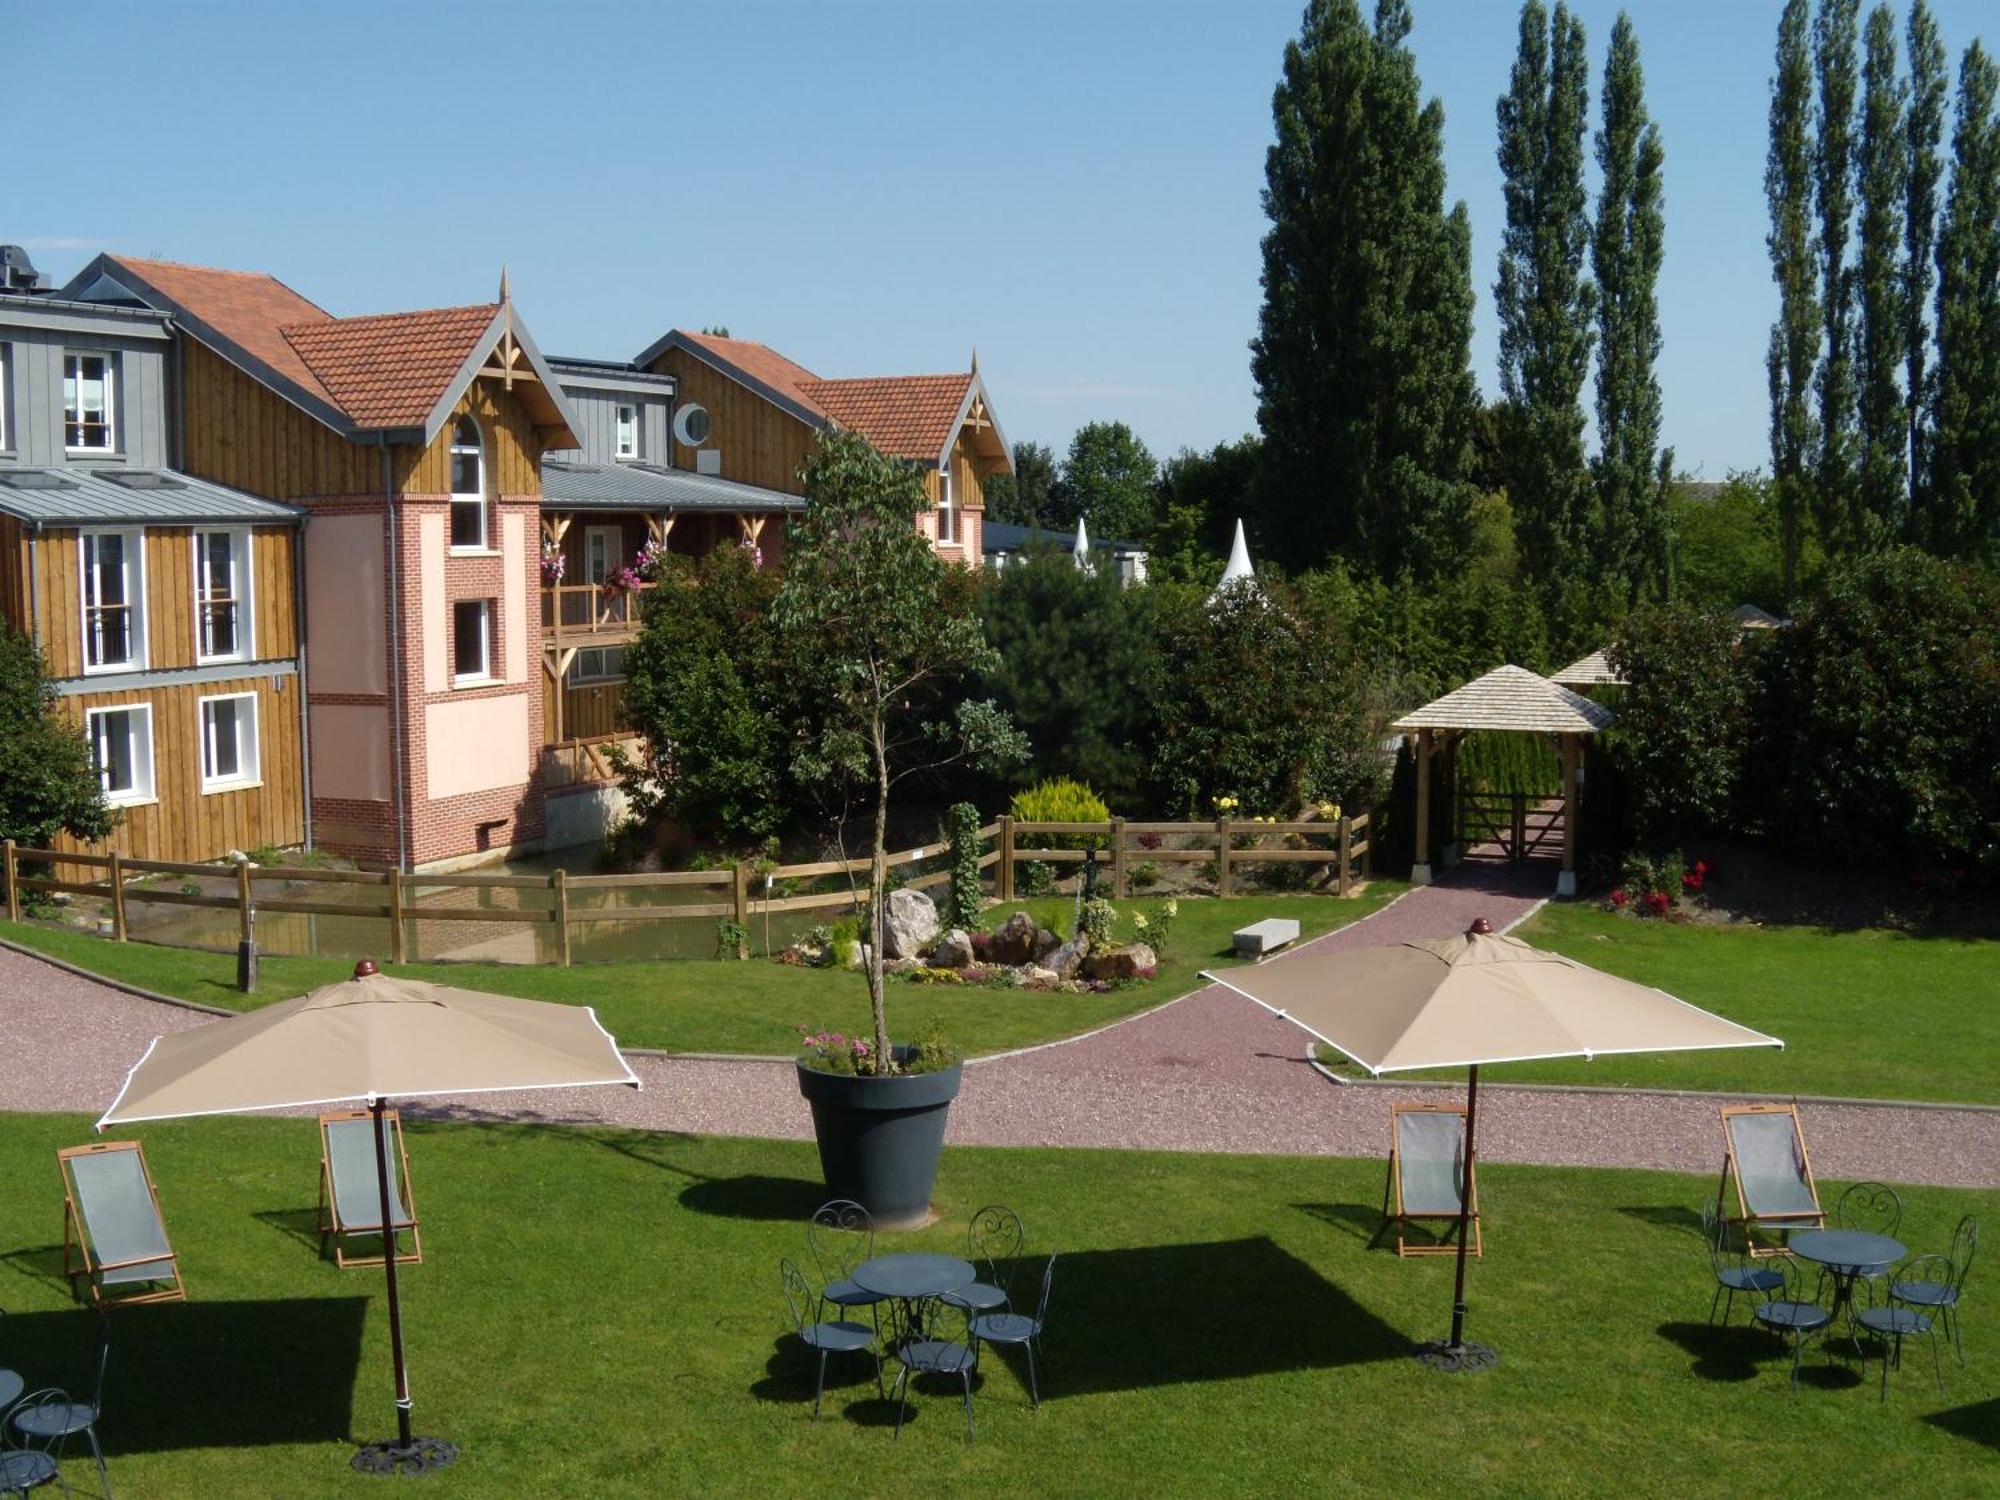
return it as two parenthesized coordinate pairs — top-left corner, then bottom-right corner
(1413, 1339), (1498, 1374)
(351, 1436), (459, 1476)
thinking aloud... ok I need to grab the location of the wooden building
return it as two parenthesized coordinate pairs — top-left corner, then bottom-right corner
(0, 288), (307, 861)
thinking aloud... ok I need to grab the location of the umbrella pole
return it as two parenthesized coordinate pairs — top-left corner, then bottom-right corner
(1415, 1064), (1497, 1373)
(351, 1096), (458, 1475)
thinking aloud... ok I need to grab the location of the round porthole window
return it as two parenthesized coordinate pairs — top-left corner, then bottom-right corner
(672, 403), (711, 446)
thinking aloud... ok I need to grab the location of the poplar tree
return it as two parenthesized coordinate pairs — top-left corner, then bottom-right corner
(1495, 0), (1595, 597)
(1591, 10), (1670, 601)
(1853, 3), (1907, 542)
(1252, 0), (1480, 580)
(1903, 0), (1947, 510)
(1766, 0), (1820, 599)
(1813, 0), (1861, 552)
(1925, 42), (2000, 558)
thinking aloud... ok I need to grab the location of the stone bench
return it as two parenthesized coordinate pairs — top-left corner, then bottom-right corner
(1233, 917), (1301, 959)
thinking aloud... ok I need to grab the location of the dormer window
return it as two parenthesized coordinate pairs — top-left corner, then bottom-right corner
(449, 415), (486, 550)
(615, 404), (639, 459)
(64, 353), (115, 451)
(936, 466), (957, 546)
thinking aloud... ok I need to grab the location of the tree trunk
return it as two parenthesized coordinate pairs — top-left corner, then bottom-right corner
(866, 716), (892, 1072)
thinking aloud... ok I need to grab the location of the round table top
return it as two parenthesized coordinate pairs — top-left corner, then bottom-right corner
(0, 1370), (20, 1409)
(852, 1252), (976, 1300)
(1788, 1228), (1905, 1270)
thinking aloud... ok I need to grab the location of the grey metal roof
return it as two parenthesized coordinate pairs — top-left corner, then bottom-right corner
(0, 466), (303, 526)
(982, 519), (1145, 555)
(539, 459), (804, 513)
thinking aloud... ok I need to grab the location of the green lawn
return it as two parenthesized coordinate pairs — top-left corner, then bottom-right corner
(1315, 904), (2000, 1105)
(0, 885), (1400, 1059)
(0, 1114), (1991, 1497)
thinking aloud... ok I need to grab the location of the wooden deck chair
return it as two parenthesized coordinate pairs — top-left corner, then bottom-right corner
(58, 1141), (186, 1308)
(317, 1109), (422, 1269)
(1717, 1102), (1824, 1256)
(1376, 1103), (1481, 1258)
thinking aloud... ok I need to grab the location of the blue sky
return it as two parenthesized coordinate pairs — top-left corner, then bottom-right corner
(9, 1), (1996, 479)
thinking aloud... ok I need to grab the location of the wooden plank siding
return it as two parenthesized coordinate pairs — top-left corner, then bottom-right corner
(543, 679), (630, 744)
(51, 673), (306, 862)
(0, 514), (29, 641)
(179, 338), (381, 500)
(648, 349), (820, 492)
(399, 381), (541, 496)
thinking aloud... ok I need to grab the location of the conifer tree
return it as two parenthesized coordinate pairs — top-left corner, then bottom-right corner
(1853, 3), (1907, 542)
(1767, 0), (1820, 599)
(1903, 0), (1947, 510)
(1495, 0), (1595, 597)
(1925, 42), (2000, 558)
(1812, 0), (1862, 552)
(1252, 0), (1480, 580)
(1592, 10), (1670, 601)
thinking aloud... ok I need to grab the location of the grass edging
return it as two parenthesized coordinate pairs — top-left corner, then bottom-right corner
(0, 932), (236, 1019)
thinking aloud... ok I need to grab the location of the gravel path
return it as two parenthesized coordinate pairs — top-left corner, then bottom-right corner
(5, 860), (1996, 1189)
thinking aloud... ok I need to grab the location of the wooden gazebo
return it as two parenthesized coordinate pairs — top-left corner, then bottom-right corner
(1549, 649), (1627, 693)
(1391, 665), (1616, 897)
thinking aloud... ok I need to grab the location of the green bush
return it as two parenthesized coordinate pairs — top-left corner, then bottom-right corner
(1079, 896), (1118, 949)
(1606, 604), (1752, 849)
(1011, 777), (1111, 851)
(1017, 860), (1056, 896)
(942, 801), (984, 931)
(0, 628), (113, 849)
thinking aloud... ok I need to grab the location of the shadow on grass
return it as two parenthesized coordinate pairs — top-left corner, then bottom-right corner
(1657, 1319), (1865, 1390)
(4, 1298), (367, 1451)
(1617, 1204), (1704, 1237)
(680, 1175), (828, 1222)
(251, 1206), (324, 1257)
(1923, 1396), (2000, 1452)
(0, 1243), (71, 1296)
(1293, 1202), (1394, 1248)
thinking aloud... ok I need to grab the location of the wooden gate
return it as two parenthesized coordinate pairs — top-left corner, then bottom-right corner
(1456, 792), (1562, 862)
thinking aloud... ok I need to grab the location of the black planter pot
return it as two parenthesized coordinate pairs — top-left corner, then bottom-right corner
(795, 1053), (962, 1230)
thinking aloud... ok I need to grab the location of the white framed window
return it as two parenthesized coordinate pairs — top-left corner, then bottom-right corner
(452, 598), (493, 685)
(615, 404), (639, 459)
(81, 528), (145, 671)
(449, 415), (486, 550)
(64, 352), (115, 451)
(194, 529), (253, 662)
(198, 692), (261, 792)
(88, 704), (155, 806)
(568, 644), (627, 683)
(0, 345), (10, 450)
(936, 466), (956, 545)
(584, 525), (621, 585)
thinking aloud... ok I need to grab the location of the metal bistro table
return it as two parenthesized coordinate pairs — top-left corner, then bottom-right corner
(1789, 1228), (1905, 1355)
(852, 1253), (976, 1341)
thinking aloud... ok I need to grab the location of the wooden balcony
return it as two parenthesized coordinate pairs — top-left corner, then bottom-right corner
(541, 581), (653, 643)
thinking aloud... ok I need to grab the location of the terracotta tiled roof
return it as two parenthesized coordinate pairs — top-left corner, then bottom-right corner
(676, 331), (828, 417)
(105, 255), (338, 407)
(797, 374), (974, 462)
(1392, 665), (1616, 734)
(282, 304), (499, 431)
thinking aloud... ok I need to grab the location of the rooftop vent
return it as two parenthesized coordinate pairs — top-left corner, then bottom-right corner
(0, 469), (79, 490)
(98, 470), (187, 490)
(0, 245), (52, 293)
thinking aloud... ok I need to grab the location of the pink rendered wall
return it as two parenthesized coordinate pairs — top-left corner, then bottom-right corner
(423, 696), (530, 800)
(305, 513), (387, 693)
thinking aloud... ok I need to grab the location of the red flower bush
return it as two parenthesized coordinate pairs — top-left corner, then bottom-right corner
(1643, 889), (1671, 915)
(1609, 887), (1628, 908)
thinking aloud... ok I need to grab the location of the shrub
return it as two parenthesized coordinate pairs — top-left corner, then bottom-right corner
(1607, 605), (1752, 849)
(942, 801), (984, 931)
(1132, 897), (1178, 956)
(1079, 896), (1118, 949)
(0, 628), (113, 849)
(908, 1019), (959, 1075)
(1130, 860), (1163, 890)
(1018, 860), (1056, 896)
(715, 918), (750, 960)
(1615, 850), (1685, 916)
(1011, 777), (1111, 851)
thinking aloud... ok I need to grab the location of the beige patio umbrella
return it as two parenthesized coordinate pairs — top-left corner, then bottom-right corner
(1204, 920), (1781, 1371)
(98, 960), (640, 1474)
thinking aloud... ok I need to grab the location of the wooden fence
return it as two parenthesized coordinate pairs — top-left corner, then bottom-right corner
(0, 810), (1369, 970)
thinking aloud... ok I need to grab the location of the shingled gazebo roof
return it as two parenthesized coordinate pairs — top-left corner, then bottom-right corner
(1391, 665), (1616, 735)
(1550, 650), (1628, 688)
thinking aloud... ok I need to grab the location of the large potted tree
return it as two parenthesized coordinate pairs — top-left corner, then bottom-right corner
(775, 431), (1025, 1228)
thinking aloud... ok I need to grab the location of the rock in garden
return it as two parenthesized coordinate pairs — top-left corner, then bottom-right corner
(1048, 935), (1089, 978)
(882, 888), (940, 959)
(1024, 965), (1060, 986)
(847, 942), (871, 970)
(1083, 942), (1158, 981)
(987, 910), (1040, 965)
(1033, 926), (1063, 960)
(930, 928), (975, 968)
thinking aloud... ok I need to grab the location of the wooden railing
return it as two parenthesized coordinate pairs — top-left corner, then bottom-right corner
(540, 580), (653, 640)
(0, 809), (1370, 974)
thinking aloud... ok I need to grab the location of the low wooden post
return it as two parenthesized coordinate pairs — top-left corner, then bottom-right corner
(998, 815), (1015, 903)
(3, 839), (17, 923)
(1361, 814), (1373, 881)
(108, 850), (128, 941)
(236, 859), (254, 943)
(1215, 817), (1233, 898)
(1338, 816), (1353, 899)
(552, 868), (572, 967)
(1110, 817), (1127, 899)
(388, 867), (407, 965)
(732, 861), (751, 951)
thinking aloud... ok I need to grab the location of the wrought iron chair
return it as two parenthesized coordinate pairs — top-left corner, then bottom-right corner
(778, 1259), (881, 1420)
(1826, 1181), (1905, 1301)
(808, 1200), (887, 1323)
(942, 1204), (1022, 1320)
(0, 1387), (72, 1498)
(1750, 1256), (1834, 1392)
(1892, 1214), (1977, 1367)
(887, 1294), (978, 1443)
(1855, 1264), (1946, 1404)
(970, 1252), (1057, 1410)
(9, 1323), (110, 1498)
(1700, 1200), (1782, 1328)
